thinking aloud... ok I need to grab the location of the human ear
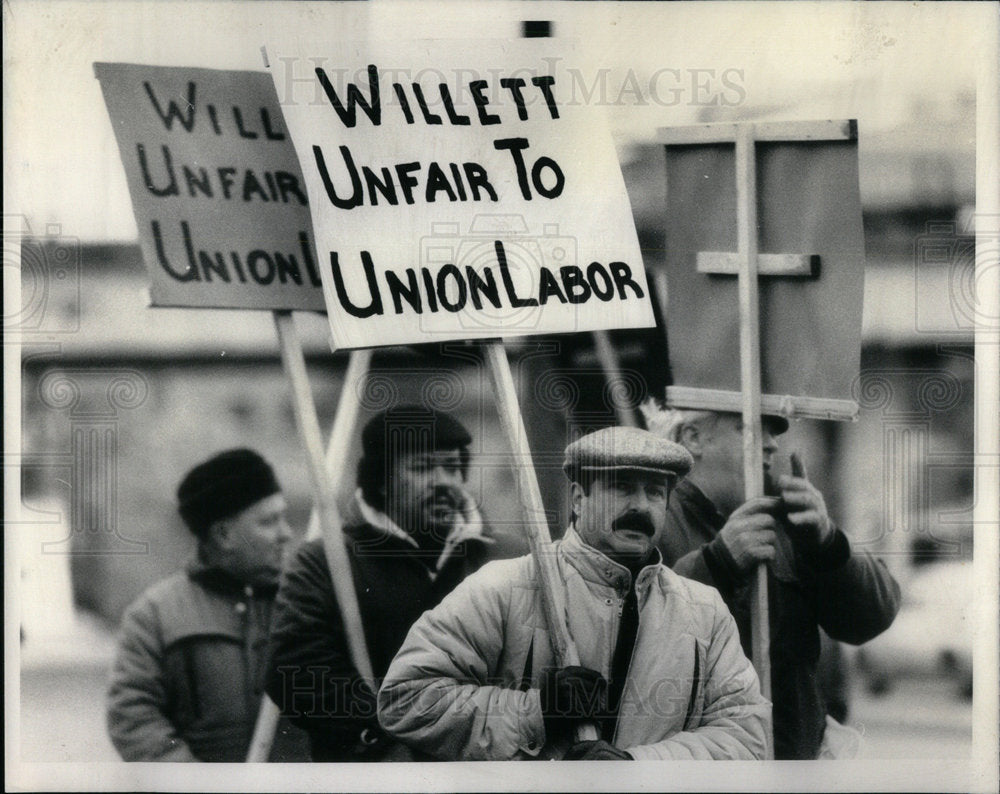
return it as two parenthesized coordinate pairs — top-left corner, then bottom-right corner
(569, 481), (585, 515)
(680, 424), (702, 456)
(207, 519), (232, 549)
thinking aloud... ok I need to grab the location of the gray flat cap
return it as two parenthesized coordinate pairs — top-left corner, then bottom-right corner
(563, 426), (693, 481)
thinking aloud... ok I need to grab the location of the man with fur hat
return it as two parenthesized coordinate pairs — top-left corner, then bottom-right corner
(644, 405), (900, 759)
(377, 426), (769, 760)
(264, 405), (492, 761)
(107, 449), (307, 761)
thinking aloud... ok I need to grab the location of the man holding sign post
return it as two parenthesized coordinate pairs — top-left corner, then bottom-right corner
(377, 427), (769, 760)
(648, 120), (902, 759)
(647, 407), (900, 759)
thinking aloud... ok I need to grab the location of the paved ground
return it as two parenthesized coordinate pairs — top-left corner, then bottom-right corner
(16, 640), (972, 764)
(13, 609), (975, 764)
(849, 676), (972, 760)
(20, 663), (120, 762)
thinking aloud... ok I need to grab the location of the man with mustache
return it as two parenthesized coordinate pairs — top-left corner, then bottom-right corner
(377, 426), (769, 760)
(264, 405), (492, 761)
(647, 408), (900, 759)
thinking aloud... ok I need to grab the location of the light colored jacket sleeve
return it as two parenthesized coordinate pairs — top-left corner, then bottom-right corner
(377, 562), (546, 760)
(106, 597), (198, 762)
(627, 594), (771, 760)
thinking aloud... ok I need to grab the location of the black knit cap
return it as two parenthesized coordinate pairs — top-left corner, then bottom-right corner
(177, 448), (281, 537)
(357, 405), (472, 510)
(361, 405), (471, 456)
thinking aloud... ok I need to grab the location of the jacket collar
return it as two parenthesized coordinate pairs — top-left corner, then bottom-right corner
(673, 479), (727, 531)
(186, 557), (277, 599)
(352, 489), (493, 577)
(559, 525), (663, 596)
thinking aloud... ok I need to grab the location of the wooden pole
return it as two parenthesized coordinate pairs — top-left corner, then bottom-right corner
(591, 330), (639, 427)
(734, 126), (773, 754)
(484, 341), (599, 743)
(307, 348), (373, 539)
(245, 314), (375, 761)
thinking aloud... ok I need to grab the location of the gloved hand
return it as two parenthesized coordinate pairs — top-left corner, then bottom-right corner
(538, 666), (608, 741)
(563, 739), (632, 760)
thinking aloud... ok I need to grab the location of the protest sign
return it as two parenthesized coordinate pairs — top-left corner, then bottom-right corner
(268, 41), (653, 349)
(95, 63), (324, 311)
(660, 125), (865, 406)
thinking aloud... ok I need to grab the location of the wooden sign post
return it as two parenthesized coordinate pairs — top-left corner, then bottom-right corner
(591, 330), (639, 428)
(245, 342), (373, 761)
(484, 342), (598, 742)
(657, 119), (866, 757)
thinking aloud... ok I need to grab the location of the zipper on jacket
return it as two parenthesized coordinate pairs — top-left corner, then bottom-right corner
(683, 638), (701, 731)
(183, 644), (202, 720)
(610, 585), (642, 746)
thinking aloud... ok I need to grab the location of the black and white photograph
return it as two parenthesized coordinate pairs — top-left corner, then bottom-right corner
(5, 1), (998, 791)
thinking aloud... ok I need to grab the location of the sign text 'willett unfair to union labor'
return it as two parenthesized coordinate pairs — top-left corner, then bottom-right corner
(270, 43), (654, 349)
(95, 63), (324, 311)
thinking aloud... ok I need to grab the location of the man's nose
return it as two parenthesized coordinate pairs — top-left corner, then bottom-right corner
(629, 489), (651, 511)
(276, 517), (293, 542)
(431, 464), (462, 486)
(762, 430), (779, 455)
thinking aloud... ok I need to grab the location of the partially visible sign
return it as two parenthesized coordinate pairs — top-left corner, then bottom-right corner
(95, 63), (324, 311)
(664, 139), (866, 401)
(269, 41), (653, 350)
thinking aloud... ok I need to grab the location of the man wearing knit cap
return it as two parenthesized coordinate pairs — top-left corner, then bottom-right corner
(644, 406), (900, 759)
(107, 449), (307, 761)
(265, 405), (492, 761)
(378, 426), (769, 761)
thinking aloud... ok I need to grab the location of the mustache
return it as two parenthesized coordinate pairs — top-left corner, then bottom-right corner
(421, 484), (463, 509)
(611, 511), (656, 537)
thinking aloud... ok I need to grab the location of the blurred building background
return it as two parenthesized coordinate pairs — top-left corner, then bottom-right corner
(9, 0), (982, 767)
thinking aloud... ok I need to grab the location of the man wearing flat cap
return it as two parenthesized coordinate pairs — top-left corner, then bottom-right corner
(644, 407), (900, 759)
(265, 405), (492, 761)
(107, 449), (307, 761)
(377, 426), (769, 761)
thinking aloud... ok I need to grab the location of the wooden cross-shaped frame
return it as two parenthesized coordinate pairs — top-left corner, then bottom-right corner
(656, 119), (861, 757)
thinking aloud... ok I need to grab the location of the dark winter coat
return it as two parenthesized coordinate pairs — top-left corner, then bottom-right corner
(658, 479), (901, 760)
(264, 518), (490, 761)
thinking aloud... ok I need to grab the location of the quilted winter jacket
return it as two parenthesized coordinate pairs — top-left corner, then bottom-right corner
(378, 527), (770, 760)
